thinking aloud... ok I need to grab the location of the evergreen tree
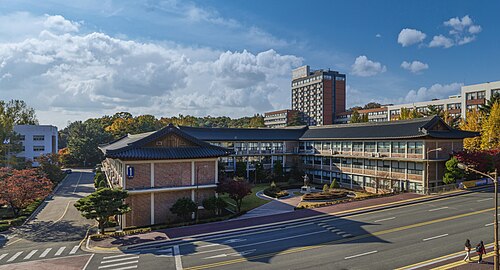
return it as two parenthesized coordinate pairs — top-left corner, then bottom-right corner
(170, 197), (197, 221)
(443, 157), (465, 184)
(350, 110), (362, 123)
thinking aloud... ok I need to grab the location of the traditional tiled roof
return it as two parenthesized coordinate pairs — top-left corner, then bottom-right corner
(99, 124), (232, 160)
(300, 116), (479, 140)
(178, 126), (307, 141)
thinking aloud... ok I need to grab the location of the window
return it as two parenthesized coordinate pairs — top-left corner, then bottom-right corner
(19, 135), (25, 141)
(33, 146), (45, 152)
(273, 142), (283, 152)
(492, 89), (500, 96)
(408, 162), (423, 175)
(365, 160), (376, 170)
(447, 103), (461, 110)
(341, 142), (351, 152)
(261, 142), (272, 151)
(364, 142), (376, 152)
(352, 158), (363, 168)
(322, 157), (330, 166)
(377, 142), (390, 152)
(248, 142), (259, 152)
(391, 161), (405, 173)
(392, 142), (406, 153)
(408, 142), (423, 154)
(377, 160), (390, 171)
(341, 158), (352, 166)
(478, 91), (486, 99)
(352, 142), (363, 152)
(313, 142), (322, 151)
(314, 156), (322, 165)
(33, 135), (44, 141)
(322, 142), (331, 151)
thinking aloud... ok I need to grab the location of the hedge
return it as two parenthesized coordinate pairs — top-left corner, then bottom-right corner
(263, 187), (289, 199)
(0, 224), (10, 232)
(302, 191), (348, 201)
(90, 227), (152, 240)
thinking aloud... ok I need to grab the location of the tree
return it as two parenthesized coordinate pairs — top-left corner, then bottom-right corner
(37, 153), (65, 184)
(459, 109), (483, 151)
(479, 92), (500, 117)
(399, 107), (422, 120)
(170, 197), (197, 221)
(288, 111), (305, 126)
(94, 170), (106, 188)
(273, 160), (284, 182)
(235, 161), (247, 178)
(74, 188), (130, 234)
(481, 101), (500, 150)
(362, 113), (369, 122)
(202, 197), (227, 216)
(350, 110), (362, 123)
(443, 157), (465, 184)
(248, 114), (265, 128)
(216, 177), (252, 213)
(58, 147), (75, 167)
(363, 102), (381, 110)
(330, 179), (339, 189)
(0, 168), (52, 217)
(254, 162), (266, 183)
(424, 105), (444, 117)
(67, 120), (113, 166)
(322, 184), (329, 192)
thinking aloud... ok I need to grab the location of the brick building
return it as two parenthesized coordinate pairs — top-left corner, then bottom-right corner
(263, 109), (301, 128)
(99, 124), (231, 228)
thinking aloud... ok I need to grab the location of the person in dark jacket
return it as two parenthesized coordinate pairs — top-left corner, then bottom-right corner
(476, 241), (486, 263)
(464, 239), (472, 261)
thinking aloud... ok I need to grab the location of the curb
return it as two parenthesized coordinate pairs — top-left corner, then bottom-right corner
(118, 186), (491, 251)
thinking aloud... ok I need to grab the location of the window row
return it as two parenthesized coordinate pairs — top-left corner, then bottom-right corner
(300, 141), (423, 154)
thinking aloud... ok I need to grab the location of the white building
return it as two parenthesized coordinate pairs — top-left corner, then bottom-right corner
(13, 125), (58, 167)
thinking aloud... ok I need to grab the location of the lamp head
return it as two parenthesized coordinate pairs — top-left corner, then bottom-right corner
(457, 163), (468, 170)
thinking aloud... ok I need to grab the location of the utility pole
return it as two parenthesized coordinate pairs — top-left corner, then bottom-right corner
(494, 168), (499, 270)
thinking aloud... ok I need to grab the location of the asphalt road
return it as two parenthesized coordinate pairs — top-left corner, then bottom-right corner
(0, 170), (95, 267)
(129, 187), (499, 270)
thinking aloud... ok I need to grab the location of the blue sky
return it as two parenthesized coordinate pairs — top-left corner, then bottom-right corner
(0, 0), (499, 127)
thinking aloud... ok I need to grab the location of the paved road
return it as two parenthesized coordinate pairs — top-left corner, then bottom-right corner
(0, 170), (95, 267)
(128, 187), (498, 270)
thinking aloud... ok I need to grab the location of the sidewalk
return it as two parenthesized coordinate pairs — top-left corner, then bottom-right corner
(233, 190), (302, 220)
(90, 192), (425, 250)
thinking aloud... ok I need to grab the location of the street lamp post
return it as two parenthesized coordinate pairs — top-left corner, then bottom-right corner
(458, 163), (498, 270)
(425, 148), (442, 195)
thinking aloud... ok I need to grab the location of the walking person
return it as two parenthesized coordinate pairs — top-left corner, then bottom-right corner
(464, 239), (472, 261)
(476, 240), (487, 263)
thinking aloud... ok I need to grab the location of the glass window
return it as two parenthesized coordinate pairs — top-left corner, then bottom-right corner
(408, 162), (423, 175)
(377, 160), (390, 171)
(19, 135), (25, 141)
(322, 157), (330, 166)
(364, 142), (376, 152)
(313, 142), (322, 151)
(391, 161), (405, 173)
(33, 135), (44, 141)
(408, 142), (423, 154)
(377, 142), (390, 152)
(365, 160), (376, 170)
(392, 142), (406, 153)
(341, 142), (351, 152)
(352, 158), (363, 168)
(33, 145), (45, 151)
(352, 142), (363, 152)
(322, 142), (331, 150)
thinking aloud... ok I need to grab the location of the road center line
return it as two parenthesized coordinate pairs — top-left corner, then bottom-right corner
(344, 250), (378, 260)
(73, 172), (83, 193)
(374, 217), (396, 223)
(423, 234), (448, 241)
(477, 198), (493, 202)
(428, 207), (449, 212)
(174, 245), (183, 270)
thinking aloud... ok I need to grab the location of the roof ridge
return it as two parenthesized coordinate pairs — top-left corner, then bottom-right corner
(311, 116), (434, 129)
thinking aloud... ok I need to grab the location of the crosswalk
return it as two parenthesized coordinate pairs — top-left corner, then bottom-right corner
(98, 253), (140, 270)
(0, 244), (81, 264)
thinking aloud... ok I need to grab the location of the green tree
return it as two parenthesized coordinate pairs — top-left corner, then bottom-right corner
(67, 120), (113, 166)
(443, 157), (465, 184)
(37, 153), (65, 185)
(235, 161), (247, 178)
(362, 113), (369, 122)
(363, 102), (381, 109)
(202, 197), (227, 216)
(322, 184), (329, 192)
(248, 114), (265, 128)
(350, 110), (362, 123)
(94, 171), (105, 188)
(330, 179), (339, 189)
(254, 162), (266, 183)
(288, 111), (305, 126)
(170, 197), (197, 221)
(424, 105), (444, 117)
(74, 188), (130, 234)
(273, 160), (284, 182)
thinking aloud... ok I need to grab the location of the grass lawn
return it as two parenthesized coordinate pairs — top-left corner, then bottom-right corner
(220, 183), (270, 213)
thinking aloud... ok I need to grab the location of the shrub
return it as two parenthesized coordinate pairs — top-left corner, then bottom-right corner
(202, 197), (228, 216)
(270, 181), (277, 189)
(322, 184), (329, 192)
(98, 179), (107, 189)
(0, 224), (10, 232)
(302, 191), (347, 201)
(263, 186), (289, 198)
(10, 216), (27, 226)
(170, 197), (197, 221)
(330, 180), (339, 189)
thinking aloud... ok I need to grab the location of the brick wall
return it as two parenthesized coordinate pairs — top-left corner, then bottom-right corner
(195, 161), (216, 185)
(126, 163), (151, 189)
(154, 162), (191, 187)
(124, 193), (151, 227)
(154, 190), (192, 224)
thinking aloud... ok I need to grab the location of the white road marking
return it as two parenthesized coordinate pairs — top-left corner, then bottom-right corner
(0, 253), (8, 261)
(485, 223), (494, 227)
(222, 238), (246, 244)
(477, 198), (493, 202)
(69, 245), (80, 254)
(342, 234), (353, 238)
(23, 250), (38, 260)
(55, 246), (66, 256)
(102, 253), (139, 260)
(7, 251), (23, 262)
(198, 243), (220, 248)
(428, 207), (449, 212)
(109, 266), (138, 270)
(423, 234), (449, 241)
(98, 261), (138, 269)
(101, 256), (140, 264)
(39, 248), (52, 258)
(374, 217), (396, 223)
(344, 250), (378, 260)
(174, 245), (183, 270)
(191, 230), (327, 256)
(82, 253), (95, 270)
(330, 229), (341, 232)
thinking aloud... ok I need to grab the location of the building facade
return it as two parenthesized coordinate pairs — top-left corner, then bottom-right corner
(461, 80), (500, 118)
(291, 65), (346, 126)
(335, 107), (389, 124)
(99, 124), (231, 228)
(13, 125), (58, 167)
(387, 95), (463, 121)
(264, 109), (301, 128)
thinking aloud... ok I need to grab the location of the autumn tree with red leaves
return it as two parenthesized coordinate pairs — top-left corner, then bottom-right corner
(455, 149), (500, 178)
(0, 168), (52, 217)
(216, 177), (252, 213)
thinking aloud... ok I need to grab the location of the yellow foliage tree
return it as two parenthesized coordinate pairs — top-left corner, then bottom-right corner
(481, 101), (500, 150)
(459, 109), (483, 151)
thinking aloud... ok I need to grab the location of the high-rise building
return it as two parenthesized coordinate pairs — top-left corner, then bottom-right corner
(291, 65), (346, 126)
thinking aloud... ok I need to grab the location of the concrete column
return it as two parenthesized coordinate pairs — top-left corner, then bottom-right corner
(150, 163), (155, 187)
(191, 161), (195, 185)
(150, 193), (155, 224)
(215, 159), (219, 183)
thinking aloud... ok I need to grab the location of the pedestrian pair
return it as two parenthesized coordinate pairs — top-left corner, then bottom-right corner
(464, 239), (486, 263)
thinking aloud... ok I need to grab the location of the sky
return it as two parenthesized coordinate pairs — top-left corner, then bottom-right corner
(0, 0), (499, 128)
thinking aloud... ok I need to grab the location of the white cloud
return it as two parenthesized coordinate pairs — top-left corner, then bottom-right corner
(375, 33), (382, 38)
(429, 35), (454, 48)
(43, 15), (80, 33)
(429, 15), (481, 48)
(351, 55), (386, 77)
(401, 83), (463, 103)
(397, 28), (426, 47)
(0, 14), (302, 127)
(401, 61), (429, 74)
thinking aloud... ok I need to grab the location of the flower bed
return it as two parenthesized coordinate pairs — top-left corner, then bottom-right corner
(263, 186), (289, 198)
(302, 191), (348, 201)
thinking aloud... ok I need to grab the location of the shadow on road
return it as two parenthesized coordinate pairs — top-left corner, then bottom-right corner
(13, 220), (91, 243)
